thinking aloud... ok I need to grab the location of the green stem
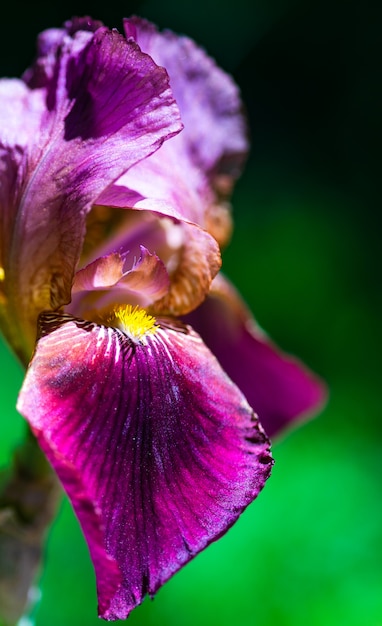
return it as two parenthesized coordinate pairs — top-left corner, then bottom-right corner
(0, 427), (61, 626)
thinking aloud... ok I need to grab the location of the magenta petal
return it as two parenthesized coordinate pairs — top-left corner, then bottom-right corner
(17, 312), (272, 620)
(185, 276), (327, 438)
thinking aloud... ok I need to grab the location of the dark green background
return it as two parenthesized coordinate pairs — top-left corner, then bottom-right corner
(1, 1), (380, 624)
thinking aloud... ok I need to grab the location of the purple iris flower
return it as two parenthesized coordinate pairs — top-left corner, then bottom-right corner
(0, 16), (325, 621)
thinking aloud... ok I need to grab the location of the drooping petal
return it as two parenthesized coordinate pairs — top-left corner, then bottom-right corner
(185, 275), (327, 438)
(0, 81), (46, 348)
(17, 311), (273, 620)
(0, 22), (181, 358)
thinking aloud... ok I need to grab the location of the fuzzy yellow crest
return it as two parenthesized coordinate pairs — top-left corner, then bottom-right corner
(110, 305), (157, 344)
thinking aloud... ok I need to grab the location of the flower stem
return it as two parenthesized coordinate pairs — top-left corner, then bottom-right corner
(0, 427), (61, 626)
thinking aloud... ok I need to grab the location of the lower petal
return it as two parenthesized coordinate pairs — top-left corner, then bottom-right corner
(17, 311), (272, 620)
(185, 275), (327, 438)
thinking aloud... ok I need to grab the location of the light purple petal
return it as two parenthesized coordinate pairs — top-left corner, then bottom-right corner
(185, 275), (327, 438)
(92, 16), (250, 318)
(0, 81), (46, 353)
(0, 80), (46, 147)
(17, 311), (272, 619)
(98, 147), (210, 228)
(98, 16), (248, 248)
(0, 24), (181, 357)
(124, 16), (248, 180)
(91, 18), (248, 315)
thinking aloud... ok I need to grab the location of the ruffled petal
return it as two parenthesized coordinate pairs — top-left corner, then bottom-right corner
(72, 253), (126, 291)
(71, 246), (170, 313)
(119, 16), (248, 248)
(22, 18), (104, 89)
(185, 275), (327, 438)
(124, 17), (248, 184)
(17, 311), (272, 620)
(0, 23), (181, 358)
(84, 199), (222, 316)
(151, 221), (221, 315)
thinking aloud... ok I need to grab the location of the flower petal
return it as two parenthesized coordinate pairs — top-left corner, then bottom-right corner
(124, 17), (248, 185)
(0, 23), (181, 358)
(72, 253), (126, 291)
(119, 16), (249, 249)
(94, 16), (250, 315)
(185, 275), (327, 438)
(151, 221), (221, 315)
(110, 246), (169, 303)
(82, 200), (222, 316)
(0, 79), (45, 147)
(17, 311), (273, 620)
(71, 246), (170, 313)
(98, 145), (211, 228)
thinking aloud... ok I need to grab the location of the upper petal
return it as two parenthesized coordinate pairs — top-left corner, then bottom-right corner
(0, 80), (45, 147)
(124, 16), (248, 182)
(0, 23), (181, 359)
(17, 311), (272, 620)
(93, 16), (250, 317)
(97, 16), (248, 248)
(185, 275), (327, 438)
(98, 139), (212, 229)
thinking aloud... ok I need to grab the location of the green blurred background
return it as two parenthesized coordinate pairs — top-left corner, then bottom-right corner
(1, 1), (380, 624)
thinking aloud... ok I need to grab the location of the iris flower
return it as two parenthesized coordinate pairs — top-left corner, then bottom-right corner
(0, 16), (325, 621)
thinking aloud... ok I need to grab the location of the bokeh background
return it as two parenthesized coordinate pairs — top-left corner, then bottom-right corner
(1, 1), (380, 625)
